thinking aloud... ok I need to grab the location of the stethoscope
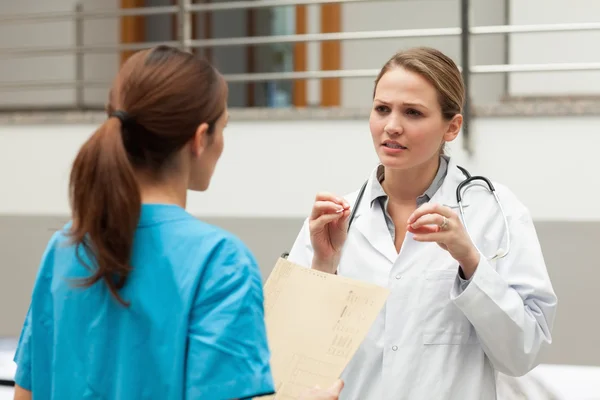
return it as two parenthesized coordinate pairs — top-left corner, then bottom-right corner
(347, 165), (511, 261)
(283, 166), (511, 261)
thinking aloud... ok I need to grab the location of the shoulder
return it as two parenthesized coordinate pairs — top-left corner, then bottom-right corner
(182, 219), (260, 278)
(449, 160), (530, 221)
(36, 224), (72, 267)
(165, 217), (252, 257)
(490, 181), (531, 220)
(465, 178), (534, 228)
(189, 224), (264, 307)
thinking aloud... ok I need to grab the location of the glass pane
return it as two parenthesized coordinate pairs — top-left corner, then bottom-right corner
(206, 2), (296, 108)
(265, 6), (295, 108)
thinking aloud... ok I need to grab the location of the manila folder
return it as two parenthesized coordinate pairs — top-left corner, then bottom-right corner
(262, 257), (390, 399)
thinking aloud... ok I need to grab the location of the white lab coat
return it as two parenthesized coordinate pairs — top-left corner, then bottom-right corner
(287, 157), (557, 400)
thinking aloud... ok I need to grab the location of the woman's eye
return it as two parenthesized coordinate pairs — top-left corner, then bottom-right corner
(406, 108), (422, 117)
(375, 105), (390, 113)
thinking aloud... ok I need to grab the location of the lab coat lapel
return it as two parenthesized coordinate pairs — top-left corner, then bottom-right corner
(352, 169), (398, 264)
(349, 160), (470, 265)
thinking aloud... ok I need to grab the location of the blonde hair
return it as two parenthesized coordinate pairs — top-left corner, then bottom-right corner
(373, 47), (465, 121)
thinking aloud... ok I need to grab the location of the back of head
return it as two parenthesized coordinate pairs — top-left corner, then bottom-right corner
(374, 47), (465, 121)
(68, 45), (227, 305)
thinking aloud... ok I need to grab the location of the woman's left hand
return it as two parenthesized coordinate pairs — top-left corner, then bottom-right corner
(407, 203), (480, 279)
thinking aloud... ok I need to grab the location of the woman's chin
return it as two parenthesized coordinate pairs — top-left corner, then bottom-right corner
(378, 153), (411, 169)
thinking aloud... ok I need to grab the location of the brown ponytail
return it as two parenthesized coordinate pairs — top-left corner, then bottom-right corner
(68, 117), (141, 306)
(66, 45), (227, 306)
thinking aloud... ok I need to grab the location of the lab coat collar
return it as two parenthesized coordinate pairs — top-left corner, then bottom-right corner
(351, 167), (398, 263)
(350, 157), (470, 263)
(433, 157), (472, 210)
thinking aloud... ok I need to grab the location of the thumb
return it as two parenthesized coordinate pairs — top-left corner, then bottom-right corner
(327, 379), (344, 396)
(336, 209), (351, 230)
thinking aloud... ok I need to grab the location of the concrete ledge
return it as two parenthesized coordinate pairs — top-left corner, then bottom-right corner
(1, 97), (600, 125)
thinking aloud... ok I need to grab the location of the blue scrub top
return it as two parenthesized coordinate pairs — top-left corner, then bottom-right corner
(13, 204), (275, 399)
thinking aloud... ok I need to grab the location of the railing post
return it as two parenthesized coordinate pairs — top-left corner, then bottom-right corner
(502, 0), (510, 99)
(178, 0), (192, 52)
(74, 2), (85, 110)
(460, 0), (472, 154)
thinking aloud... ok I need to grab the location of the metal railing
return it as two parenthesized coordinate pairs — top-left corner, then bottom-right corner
(2, 0), (600, 151)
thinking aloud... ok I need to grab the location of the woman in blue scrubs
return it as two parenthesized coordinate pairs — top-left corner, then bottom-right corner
(13, 46), (342, 400)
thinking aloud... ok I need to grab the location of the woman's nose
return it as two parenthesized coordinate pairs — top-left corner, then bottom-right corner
(384, 118), (403, 136)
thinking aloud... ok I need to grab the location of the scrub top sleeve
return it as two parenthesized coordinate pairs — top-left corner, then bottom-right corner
(12, 230), (60, 392)
(13, 307), (33, 390)
(185, 237), (275, 400)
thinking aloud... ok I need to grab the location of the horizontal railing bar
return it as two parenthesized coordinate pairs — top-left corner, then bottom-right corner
(0, 5), (179, 24)
(4, 62), (600, 90)
(224, 69), (381, 82)
(0, 0), (387, 23)
(189, 0), (394, 12)
(85, 5), (180, 18)
(5, 21), (600, 56)
(0, 81), (108, 90)
(0, 10), (78, 23)
(0, 41), (181, 58)
(0, 28), (460, 57)
(3, 4), (600, 34)
(0, 70), (381, 90)
(472, 22), (600, 35)
(472, 62), (600, 73)
(189, 28), (461, 48)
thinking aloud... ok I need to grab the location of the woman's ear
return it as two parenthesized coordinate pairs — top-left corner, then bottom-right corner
(444, 114), (463, 142)
(190, 122), (210, 157)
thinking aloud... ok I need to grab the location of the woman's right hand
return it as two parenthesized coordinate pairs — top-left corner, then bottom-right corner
(309, 192), (350, 274)
(298, 379), (344, 400)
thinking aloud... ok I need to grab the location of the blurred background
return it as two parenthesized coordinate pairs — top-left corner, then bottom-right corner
(0, 0), (599, 398)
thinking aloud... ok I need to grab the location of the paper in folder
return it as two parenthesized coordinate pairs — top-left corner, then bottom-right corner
(262, 257), (390, 399)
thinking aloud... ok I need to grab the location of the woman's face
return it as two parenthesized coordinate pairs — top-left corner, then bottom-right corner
(369, 67), (461, 171)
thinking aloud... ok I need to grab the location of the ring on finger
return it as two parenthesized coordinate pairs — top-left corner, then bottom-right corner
(439, 216), (449, 231)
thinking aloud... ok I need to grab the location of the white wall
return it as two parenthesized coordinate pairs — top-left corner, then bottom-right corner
(509, 0), (600, 96)
(0, 116), (597, 221)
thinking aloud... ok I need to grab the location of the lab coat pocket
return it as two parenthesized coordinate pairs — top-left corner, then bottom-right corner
(422, 269), (476, 345)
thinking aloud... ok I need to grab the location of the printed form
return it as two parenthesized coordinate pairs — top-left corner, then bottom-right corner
(262, 258), (389, 399)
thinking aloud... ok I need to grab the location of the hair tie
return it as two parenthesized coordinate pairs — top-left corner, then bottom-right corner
(110, 110), (134, 126)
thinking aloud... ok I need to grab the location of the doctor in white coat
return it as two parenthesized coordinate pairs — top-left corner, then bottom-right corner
(287, 47), (557, 400)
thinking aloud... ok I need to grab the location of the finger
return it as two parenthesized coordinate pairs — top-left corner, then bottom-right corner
(338, 208), (351, 222)
(412, 231), (446, 243)
(409, 213), (445, 230)
(309, 213), (345, 232)
(407, 224), (439, 235)
(310, 201), (346, 220)
(333, 209), (351, 232)
(315, 192), (349, 209)
(407, 203), (453, 224)
(327, 379), (344, 395)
